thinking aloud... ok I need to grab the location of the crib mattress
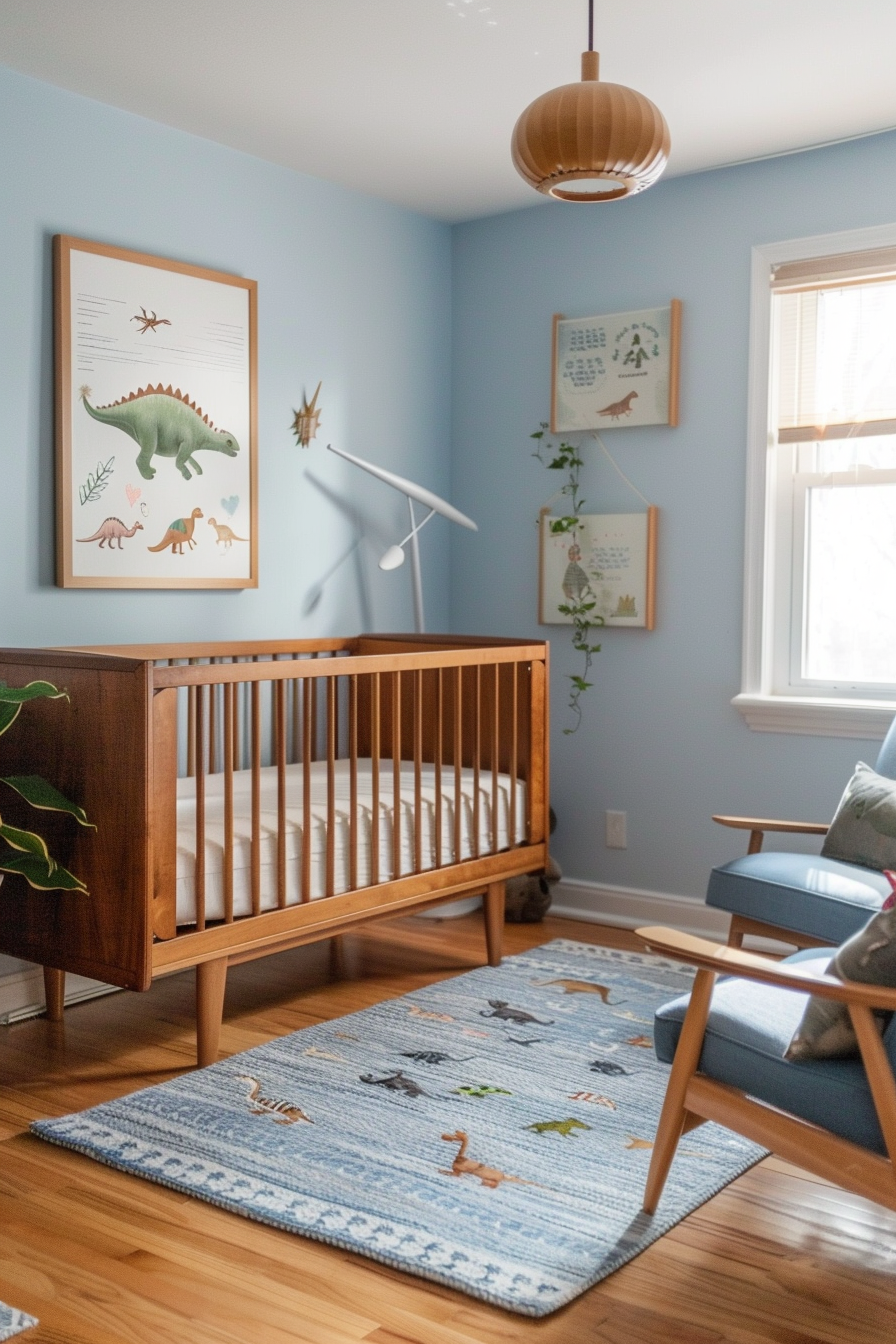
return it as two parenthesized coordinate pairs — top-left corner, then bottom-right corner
(175, 758), (527, 925)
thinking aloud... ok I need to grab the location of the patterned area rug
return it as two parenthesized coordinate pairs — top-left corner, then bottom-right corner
(0, 1303), (37, 1340)
(32, 940), (764, 1317)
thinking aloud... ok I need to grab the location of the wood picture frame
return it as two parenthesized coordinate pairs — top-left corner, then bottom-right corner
(551, 300), (681, 433)
(54, 235), (258, 589)
(538, 506), (658, 630)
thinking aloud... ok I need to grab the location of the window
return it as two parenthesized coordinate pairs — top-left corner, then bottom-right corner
(736, 227), (896, 736)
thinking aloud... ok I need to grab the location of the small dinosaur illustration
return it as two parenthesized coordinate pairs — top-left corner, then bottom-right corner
(505, 1035), (545, 1047)
(532, 978), (625, 1004)
(360, 1070), (427, 1098)
(77, 517), (144, 548)
(480, 1000), (554, 1025)
(526, 1118), (592, 1138)
(439, 1130), (535, 1189)
(598, 390), (639, 419)
(453, 1084), (512, 1099)
(80, 384), (239, 481)
(590, 1058), (631, 1076)
(303, 1046), (349, 1063)
(401, 1050), (474, 1065)
(408, 1004), (455, 1022)
(238, 1075), (312, 1126)
(131, 306), (172, 334)
(569, 1092), (617, 1109)
(625, 1135), (654, 1150)
(148, 507), (203, 554)
(625, 1035), (653, 1049)
(208, 517), (249, 548)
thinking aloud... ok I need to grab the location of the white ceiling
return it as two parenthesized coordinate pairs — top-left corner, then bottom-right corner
(2, 1), (896, 223)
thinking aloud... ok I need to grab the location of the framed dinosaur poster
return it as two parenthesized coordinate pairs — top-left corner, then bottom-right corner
(538, 507), (658, 629)
(550, 301), (681, 433)
(54, 235), (257, 588)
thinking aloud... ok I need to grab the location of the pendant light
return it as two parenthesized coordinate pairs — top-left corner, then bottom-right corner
(511, 0), (670, 202)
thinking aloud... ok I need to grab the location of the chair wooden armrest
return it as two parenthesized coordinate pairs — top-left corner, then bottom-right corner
(712, 814), (829, 855)
(636, 925), (896, 1012)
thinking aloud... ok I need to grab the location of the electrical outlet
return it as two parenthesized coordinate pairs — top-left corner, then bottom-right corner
(605, 810), (627, 849)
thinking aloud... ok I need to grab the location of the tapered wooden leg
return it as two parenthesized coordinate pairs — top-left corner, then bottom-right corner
(196, 958), (228, 1068)
(43, 967), (65, 1022)
(329, 935), (346, 980)
(643, 967), (716, 1215)
(483, 881), (505, 967)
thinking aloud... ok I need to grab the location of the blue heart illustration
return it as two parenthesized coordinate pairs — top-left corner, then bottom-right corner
(221, 495), (239, 517)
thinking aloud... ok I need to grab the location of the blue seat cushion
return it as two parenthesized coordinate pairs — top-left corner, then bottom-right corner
(706, 851), (889, 944)
(655, 950), (896, 1156)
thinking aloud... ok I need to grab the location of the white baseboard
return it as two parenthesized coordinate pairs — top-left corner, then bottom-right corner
(0, 964), (119, 1025)
(550, 877), (793, 954)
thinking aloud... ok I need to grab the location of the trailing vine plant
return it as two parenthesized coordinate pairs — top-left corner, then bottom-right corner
(531, 423), (605, 734)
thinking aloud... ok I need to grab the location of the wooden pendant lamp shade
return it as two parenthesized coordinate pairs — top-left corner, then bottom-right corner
(512, 49), (670, 202)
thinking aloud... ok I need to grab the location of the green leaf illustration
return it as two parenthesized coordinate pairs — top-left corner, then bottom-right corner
(0, 821), (52, 862)
(0, 850), (86, 892)
(0, 774), (93, 827)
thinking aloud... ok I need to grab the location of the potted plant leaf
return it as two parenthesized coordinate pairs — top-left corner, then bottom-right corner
(0, 680), (93, 892)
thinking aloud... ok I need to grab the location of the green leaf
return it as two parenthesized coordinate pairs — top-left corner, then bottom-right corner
(0, 702), (21, 737)
(0, 681), (67, 739)
(0, 775), (93, 827)
(530, 430), (544, 440)
(0, 822), (51, 862)
(0, 849), (86, 893)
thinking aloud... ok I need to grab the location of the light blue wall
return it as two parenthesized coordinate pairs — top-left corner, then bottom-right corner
(451, 132), (896, 901)
(0, 64), (452, 649)
(0, 64), (451, 980)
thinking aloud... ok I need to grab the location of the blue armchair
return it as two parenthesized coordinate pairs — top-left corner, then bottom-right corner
(706, 716), (896, 948)
(637, 926), (896, 1218)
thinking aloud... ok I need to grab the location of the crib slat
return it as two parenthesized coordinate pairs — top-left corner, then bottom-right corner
(310, 668), (319, 762)
(413, 669), (422, 873)
(435, 669), (443, 868)
(223, 681), (235, 923)
(251, 681), (261, 917)
(510, 661), (518, 845)
(492, 662), (500, 854)
(292, 676), (300, 763)
(473, 666), (481, 859)
(371, 672), (380, 888)
(195, 684), (207, 931)
(276, 679), (287, 909)
(454, 666), (462, 863)
(302, 679), (312, 902)
(392, 672), (401, 885)
(349, 675), (359, 891)
(208, 679), (217, 775)
(232, 660), (241, 771)
(326, 677), (336, 899)
(187, 682), (197, 777)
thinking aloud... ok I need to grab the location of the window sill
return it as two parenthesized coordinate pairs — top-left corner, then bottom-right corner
(732, 693), (895, 739)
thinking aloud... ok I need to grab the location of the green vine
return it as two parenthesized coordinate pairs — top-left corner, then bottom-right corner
(532, 423), (604, 734)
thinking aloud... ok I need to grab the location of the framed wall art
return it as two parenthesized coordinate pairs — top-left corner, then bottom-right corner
(551, 300), (681, 433)
(54, 235), (258, 589)
(538, 507), (658, 629)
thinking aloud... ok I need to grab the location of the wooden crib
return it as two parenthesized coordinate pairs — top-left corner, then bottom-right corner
(0, 635), (549, 1064)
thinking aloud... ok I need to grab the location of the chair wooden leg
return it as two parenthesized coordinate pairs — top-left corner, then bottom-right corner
(329, 934), (346, 980)
(43, 967), (65, 1022)
(727, 918), (746, 949)
(483, 881), (505, 967)
(196, 958), (228, 1068)
(643, 967), (716, 1215)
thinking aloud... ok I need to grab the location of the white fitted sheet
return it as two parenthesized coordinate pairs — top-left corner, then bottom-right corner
(175, 758), (527, 925)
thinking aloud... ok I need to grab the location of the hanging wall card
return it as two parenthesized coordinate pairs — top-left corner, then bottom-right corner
(539, 508), (657, 629)
(551, 301), (681, 433)
(55, 235), (258, 589)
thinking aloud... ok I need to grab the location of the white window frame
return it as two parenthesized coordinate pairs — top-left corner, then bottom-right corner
(734, 222), (896, 738)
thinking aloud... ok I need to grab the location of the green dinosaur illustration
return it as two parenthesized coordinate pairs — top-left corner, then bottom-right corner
(453, 1084), (513, 1099)
(80, 384), (240, 482)
(525, 1117), (592, 1137)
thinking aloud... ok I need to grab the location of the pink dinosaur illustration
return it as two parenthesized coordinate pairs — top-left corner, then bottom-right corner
(77, 517), (144, 549)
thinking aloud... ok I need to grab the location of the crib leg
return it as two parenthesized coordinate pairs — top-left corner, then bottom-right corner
(196, 957), (228, 1068)
(43, 967), (66, 1022)
(483, 881), (505, 967)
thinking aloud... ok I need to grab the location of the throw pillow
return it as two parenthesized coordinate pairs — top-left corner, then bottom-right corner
(820, 761), (896, 871)
(785, 873), (896, 1061)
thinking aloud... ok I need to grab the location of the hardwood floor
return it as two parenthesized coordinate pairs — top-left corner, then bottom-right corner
(1, 912), (895, 1343)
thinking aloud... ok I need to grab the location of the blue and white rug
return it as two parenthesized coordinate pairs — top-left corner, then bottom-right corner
(32, 940), (764, 1316)
(0, 1303), (37, 1340)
